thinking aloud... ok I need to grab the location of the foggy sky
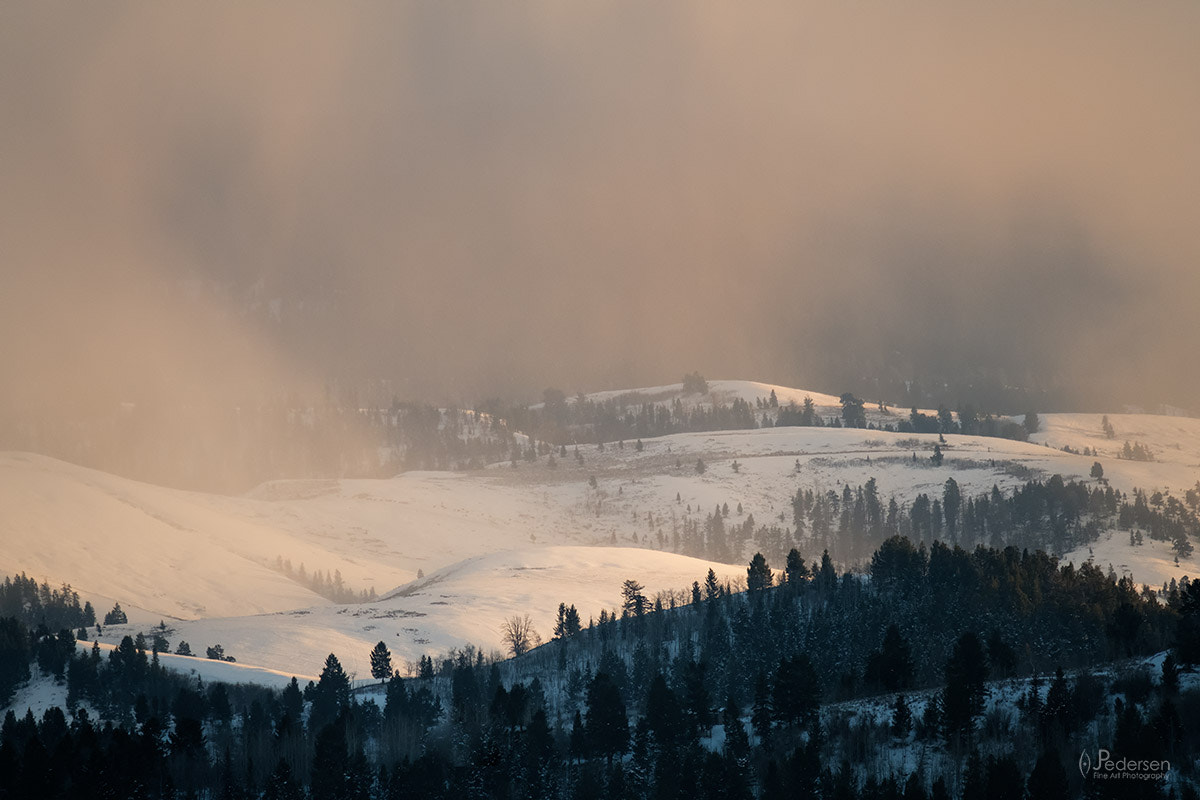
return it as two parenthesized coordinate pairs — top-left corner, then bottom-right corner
(3, 2), (1199, 416)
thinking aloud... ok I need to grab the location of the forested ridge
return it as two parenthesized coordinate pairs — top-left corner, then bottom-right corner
(4, 525), (1200, 798)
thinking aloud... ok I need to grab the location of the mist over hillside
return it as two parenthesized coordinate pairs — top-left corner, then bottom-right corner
(3, 4), (1200, 447)
(3, 4), (1200, 798)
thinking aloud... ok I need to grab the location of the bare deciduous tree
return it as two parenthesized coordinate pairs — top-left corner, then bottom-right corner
(500, 614), (541, 657)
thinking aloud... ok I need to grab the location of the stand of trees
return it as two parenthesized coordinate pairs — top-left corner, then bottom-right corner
(665, 473), (1199, 569)
(7, 536), (1199, 797)
(5, 534), (1200, 797)
(271, 557), (378, 604)
(0, 575), (94, 632)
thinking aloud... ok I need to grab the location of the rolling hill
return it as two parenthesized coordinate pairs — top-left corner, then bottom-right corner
(2, 380), (1197, 685)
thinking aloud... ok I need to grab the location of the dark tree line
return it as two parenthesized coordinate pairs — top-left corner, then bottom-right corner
(271, 557), (378, 604)
(663, 472), (1198, 570)
(0, 575), (94, 634)
(5, 537), (1200, 797)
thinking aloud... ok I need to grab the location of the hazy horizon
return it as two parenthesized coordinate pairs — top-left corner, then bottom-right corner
(4, 3), (1199, 423)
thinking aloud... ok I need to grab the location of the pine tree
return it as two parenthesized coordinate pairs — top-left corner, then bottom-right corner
(1026, 747), (1069, 800)
(817, 550), (836, 592)
(703, 569), (721, 601)
(103, 602), (128, 626)
(281, 677), (304, 721)
(839, 393), (867, 428)
(942, 477), (961, 542)
(263, 759), (303, 800)
(370, 641), (393, 682)
(621, 580), (648, 617)
(310, 717), (350, 800)
(1162, 653), (1180, 694)
(0, 618), (30, 704)
(1040, 666), (1073, 737)
(419, 654), (435, 679)
(569, 710), (587, 762)
(644, 674), (683, 749)
(746, 553), (773, 591)
(784, 549), (806, 588)
(722, 694), (751, 794)
(772, 654), (819, 729)
(866, 624), (914, 691)
(941, 632), (989, 742)
(309, 653), (352, 733)
(682, 660), (714, 735)
(585, 672), (628, 765)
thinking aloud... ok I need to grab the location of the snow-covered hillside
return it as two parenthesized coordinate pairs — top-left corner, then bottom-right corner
(1027, 411), (1200, 497)
(576, 379), (847, 412)
(96, 547), (743, 680)
(2, 380), (1197, 688)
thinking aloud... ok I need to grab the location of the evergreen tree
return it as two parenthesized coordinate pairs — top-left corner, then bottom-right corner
(1040, 666), (1073, 737)
(1023, 411), (1040, 434)
(621, 580), (648, 617)
(942, 477), (961, 542)
(103, 602), (128, 625)
(865, 624), (914, 691)
(281, 677), (304, 721)
(1162, 653), (1180, 695)
(370, 641), (393, 682)
(585, 671), (628, 765)
(1026, 747), (1068, 800)
(722, 694), (752, 796)
(263, 759), (303, 800)
(784, 548), (806, 588)
(309, 653), (352, 733)
(746, 553), (773, 591)
(986, 629), (1017, 678)
(681, 659), (715, 736)
(771, 654), (819, 729)
(0, 617), (30, 704)
(839, 393), (867, 428)
(569, 710), (587, 762)
(644, 674), (683, 749)
(554, 603), (582, 639)
(310, 717), (350, 800)
(941, 632), (989, 742)
(816, 550), (837, 592)
(1175, 577), (1200, 664)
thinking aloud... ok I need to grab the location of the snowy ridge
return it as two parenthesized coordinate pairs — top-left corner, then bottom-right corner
(3, 380), (1199, 685)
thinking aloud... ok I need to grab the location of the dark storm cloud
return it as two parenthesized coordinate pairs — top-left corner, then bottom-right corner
(2, 2), (1198, 416)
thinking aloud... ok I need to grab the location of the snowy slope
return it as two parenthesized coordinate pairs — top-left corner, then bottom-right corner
(3, 380), (1198, 687)
(93, 547), (743, 679)
(1027, 412), (1200, 496)
(0, 453), (342, 620)
(577, 379), (846, 411)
